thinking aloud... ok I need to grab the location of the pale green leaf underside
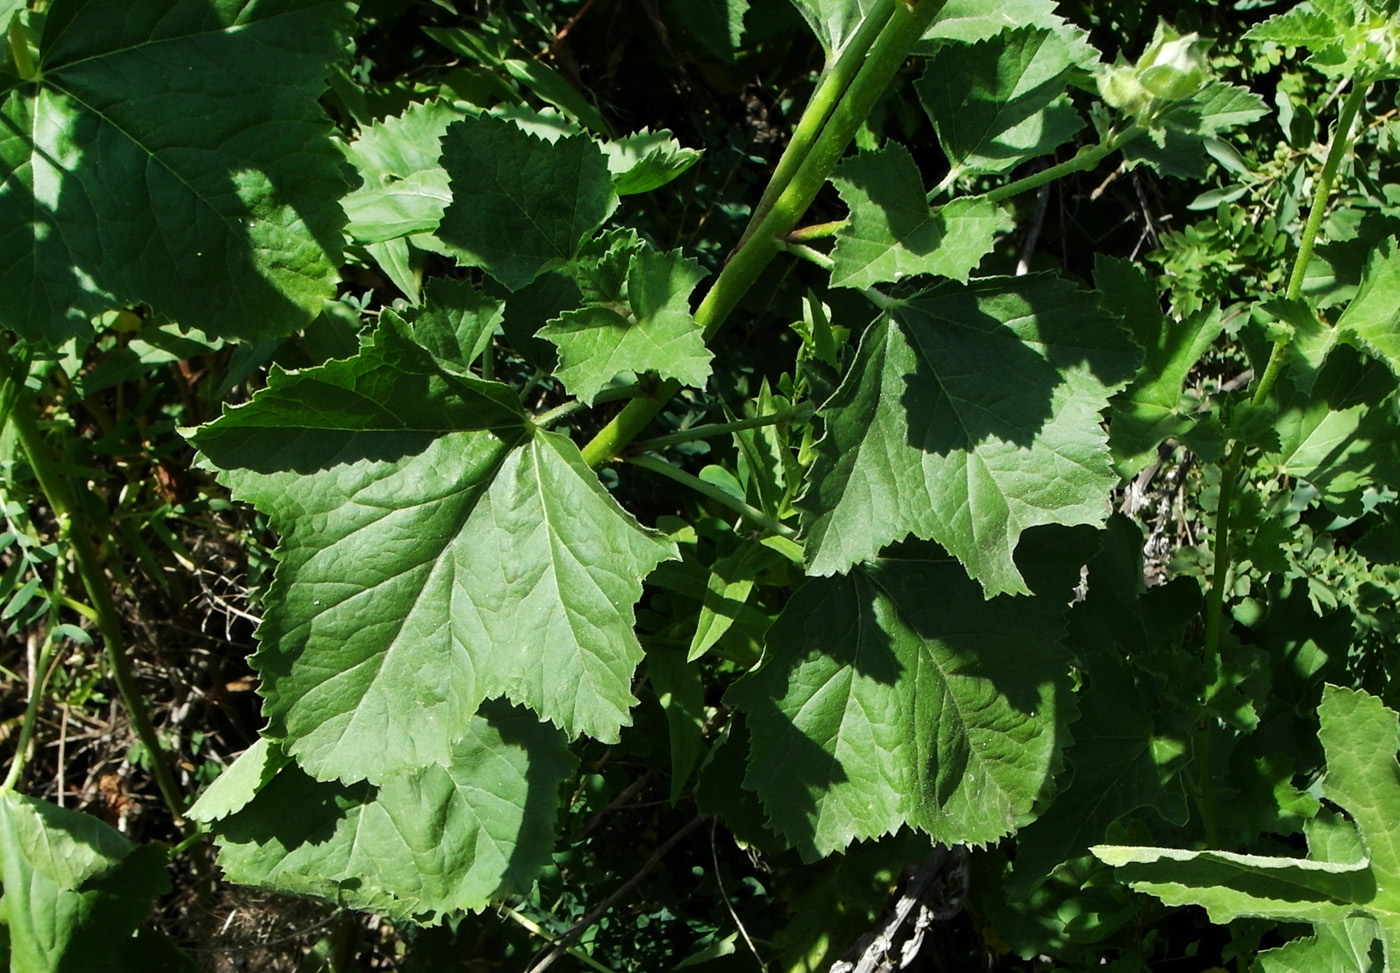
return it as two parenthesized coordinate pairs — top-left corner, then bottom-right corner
(209, 701), (575, 922)
(921, 0), (1083, 46)
(540, 246), (712, 403)
(437, 112), (617, 290)
(730, 553), (1070, 859)
(1096, 685), (1400, 966)
(830, 142), (1012, 288)
(342, 98), (462, 244)
(1255, 917), (1380, 973)
(800, 275), (1138, 596)
(917, 25), (1093, 176)
(0, 0), (351, 344)
(786, 0), (886, 59)
(190, 317), (675, 785)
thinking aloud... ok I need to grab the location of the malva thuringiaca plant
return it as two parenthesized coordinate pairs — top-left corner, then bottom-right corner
(3, 0), (1400, 968)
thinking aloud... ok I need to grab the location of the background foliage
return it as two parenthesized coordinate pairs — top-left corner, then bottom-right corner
(3, 0), (1400, 970)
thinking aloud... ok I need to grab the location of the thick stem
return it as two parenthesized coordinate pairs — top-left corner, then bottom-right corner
(735, 0), (897, 252)
(581, 0), (948, 467)
(1251, 81), (1368, 408)
(0, 352), (190, 828)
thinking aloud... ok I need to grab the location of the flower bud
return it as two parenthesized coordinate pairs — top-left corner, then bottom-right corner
(1136, 22), (1212, 101)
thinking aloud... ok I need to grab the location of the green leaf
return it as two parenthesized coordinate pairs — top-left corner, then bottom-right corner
(1099, 255), (1225, 474)
(786, 0), (885, 60)
(829, 142), (1013, 288)
(190, 315), (675, 784)
(0, 0), (352, 345)
(408, 278), (503, 374)
(922, 0), (1082, 45)
(1271, 347), (1400, 507)
(800, 274), (1138, 596)
(1256, 918), (1381, 973)
(1095, 685), (1400, 966)
(1336, 237), (1400, 379)
(342, 98), (461, 245)
(1266, 296), (1337, 394)
(208, 700), (576, 922)
(647, 647), (707, 803)
(916, 26), (1093, 178)
(603, 129), (703, 196)
(539, 245), (711, 404)
(188, 737), (290, 824)
(0, 792), (189, 971)
(661, 0), (750, 61)
(1122, 81), (1269, 179)
(729, 548), (1072, 858)
(1008, 517), (1196, 899)
(437, 112), (617, 290)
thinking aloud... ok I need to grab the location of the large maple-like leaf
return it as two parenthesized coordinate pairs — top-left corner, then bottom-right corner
(729, 548), (1072, 859)
(0, 0), (351, 344)
(799, 274), (1138, 596)
(189, 314), (675, 785)
(192, 702), (575, 922)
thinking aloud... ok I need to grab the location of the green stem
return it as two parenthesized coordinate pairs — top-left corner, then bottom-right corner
(534, 399), (590, 430)
(0, 352), (190, 828)
(500, 906), (622, 973)
(735, 0), (897, 252)
(581, 0), (948, 467)
(627, 454), (798, 540)
(1251, 80), (1368, 408)
(982, 125), (1146, 205)
(7, 16), (36, 81)
(631, 402), (815, 453)
(786, 220), (848, 243)
(783, 240), (836, 270)
(2, 608), (64, 792)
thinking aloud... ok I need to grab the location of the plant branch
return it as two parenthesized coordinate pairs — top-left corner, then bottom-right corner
(1251, 80), (1368, 408)
(735, 0), (897, 252)
(981, 125), (1146, 205)
(0, 351), (190, 828)
(524, 815), (709, 973)
(627, 454), (799, 540)
(580, 0), (949, 467)
(631, 402), (815, 453)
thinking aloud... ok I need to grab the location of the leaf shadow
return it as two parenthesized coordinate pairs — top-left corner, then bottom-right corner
(0, 0), (348, 345)
(891, 276), (1135, 456)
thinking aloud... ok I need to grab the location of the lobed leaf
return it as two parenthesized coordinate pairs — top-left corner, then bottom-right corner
(730, 549), (1072, 859)
(829, 142), (1013, 288)
(800, 274), (1138, 596)
(916, 25), (1093, 178)
(206, 701), (575, 922)
(0, 0), (352, 344)
(1336, 237), (1400, 379)
(539, 245), (712, 404)
(342, 98), (461, 245)
(190, 316), (675, 784)
(437, 112), (617, 290)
